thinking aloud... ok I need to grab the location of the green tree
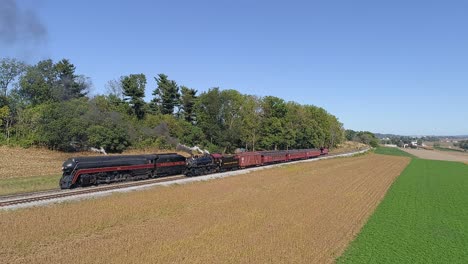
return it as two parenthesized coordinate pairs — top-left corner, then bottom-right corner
(0, 58), (26, 97)
(87, 125), (130, 153)
(36, 99), (90, 150)
(259, 96), (287, 150)
(302, 105), (326, 148)
(19, 59), (56, 105)
(180, 86), (197, 122)
(218, 89), (244, 152)
(355, 131), (379, 147)
(327, 114), (344, 147)
(194, 88), (223, 148)
(53, 59), (89, 101)
(121, 74), (146, 119)
(239, 95), (262, 151)
(458, 140), (468, 151)
(259, 117), (284, 150)
(345, 129), (357, 141)
(180, 86), (197, 123)
(152, 74), (180, 115)
(195, 88), (244, 153)
(19, 59), (89, 105)
(0, 106), (9, 128)
(262, 96), (287, 119)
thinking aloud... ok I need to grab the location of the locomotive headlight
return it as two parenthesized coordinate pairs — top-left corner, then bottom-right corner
(62, 162), (74, 172)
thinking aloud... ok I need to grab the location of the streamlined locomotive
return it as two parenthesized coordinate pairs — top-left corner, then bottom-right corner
(60, 153), (185, 189)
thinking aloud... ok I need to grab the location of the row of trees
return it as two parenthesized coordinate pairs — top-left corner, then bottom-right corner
(345, 130), (379, 147)
(456, 140), (468, 151)
(0, 57), (345, 153)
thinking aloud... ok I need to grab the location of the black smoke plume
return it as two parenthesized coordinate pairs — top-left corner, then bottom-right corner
(0, 0), (47, 44)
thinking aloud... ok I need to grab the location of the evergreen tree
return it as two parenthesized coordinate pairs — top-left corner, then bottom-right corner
(180, 86), (197, 122)
(121, 74), (146, 119)
(152, 74), (180, 115)
(53, 59), (88, 101)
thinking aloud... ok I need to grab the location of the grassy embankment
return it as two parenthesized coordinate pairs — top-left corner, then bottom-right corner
(339, 147), (468, 263)
(0, 175), (61, 195)
(0, 146), (68, 195)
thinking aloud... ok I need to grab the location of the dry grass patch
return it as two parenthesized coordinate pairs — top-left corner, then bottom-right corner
(0, 146), (72, 179)
(330, 141), (368, 154)
(1, 154), (409, 263)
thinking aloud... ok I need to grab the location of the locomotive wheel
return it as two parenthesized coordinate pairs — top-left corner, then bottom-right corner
(79, 174), (91, 187)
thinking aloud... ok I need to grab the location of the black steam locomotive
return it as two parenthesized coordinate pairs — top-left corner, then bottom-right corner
(59, 153), (186, 189)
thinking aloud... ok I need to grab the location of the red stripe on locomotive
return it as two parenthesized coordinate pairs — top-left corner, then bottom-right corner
(71, 164), (155, 185)
(156, 161), (186, 167)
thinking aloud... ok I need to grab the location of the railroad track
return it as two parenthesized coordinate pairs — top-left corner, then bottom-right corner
(0, 175), (185, 208)
(0, 188), (61, 201)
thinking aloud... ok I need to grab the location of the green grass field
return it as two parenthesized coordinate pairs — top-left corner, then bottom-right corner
(338, 158), (468, 263)
(374, 146), (417, 158)
(0, 175), (60, 196)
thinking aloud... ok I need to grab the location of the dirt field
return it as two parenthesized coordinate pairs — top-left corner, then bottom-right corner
(401, 148), (468, 163)
(0, 154), (409, 263)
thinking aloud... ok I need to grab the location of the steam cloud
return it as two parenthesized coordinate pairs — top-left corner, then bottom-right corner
(154, 123), (179, 146)
(0, 0), (47, 44)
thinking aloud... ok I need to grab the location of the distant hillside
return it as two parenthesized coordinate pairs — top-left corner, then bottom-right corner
(374, 133), (468, 140)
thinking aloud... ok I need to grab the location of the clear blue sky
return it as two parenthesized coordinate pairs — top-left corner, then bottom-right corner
(2, 0), (467, 135)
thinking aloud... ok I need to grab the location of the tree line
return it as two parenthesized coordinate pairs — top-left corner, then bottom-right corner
(0, 57), (345, 153)
(345, 130), (379, 147)
(457, 140), (468, 151)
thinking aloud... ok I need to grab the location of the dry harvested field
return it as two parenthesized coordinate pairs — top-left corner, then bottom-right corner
(0, 154), (409, 264)
(0, 146), (73, 179)
(401, 148), (468, 163)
